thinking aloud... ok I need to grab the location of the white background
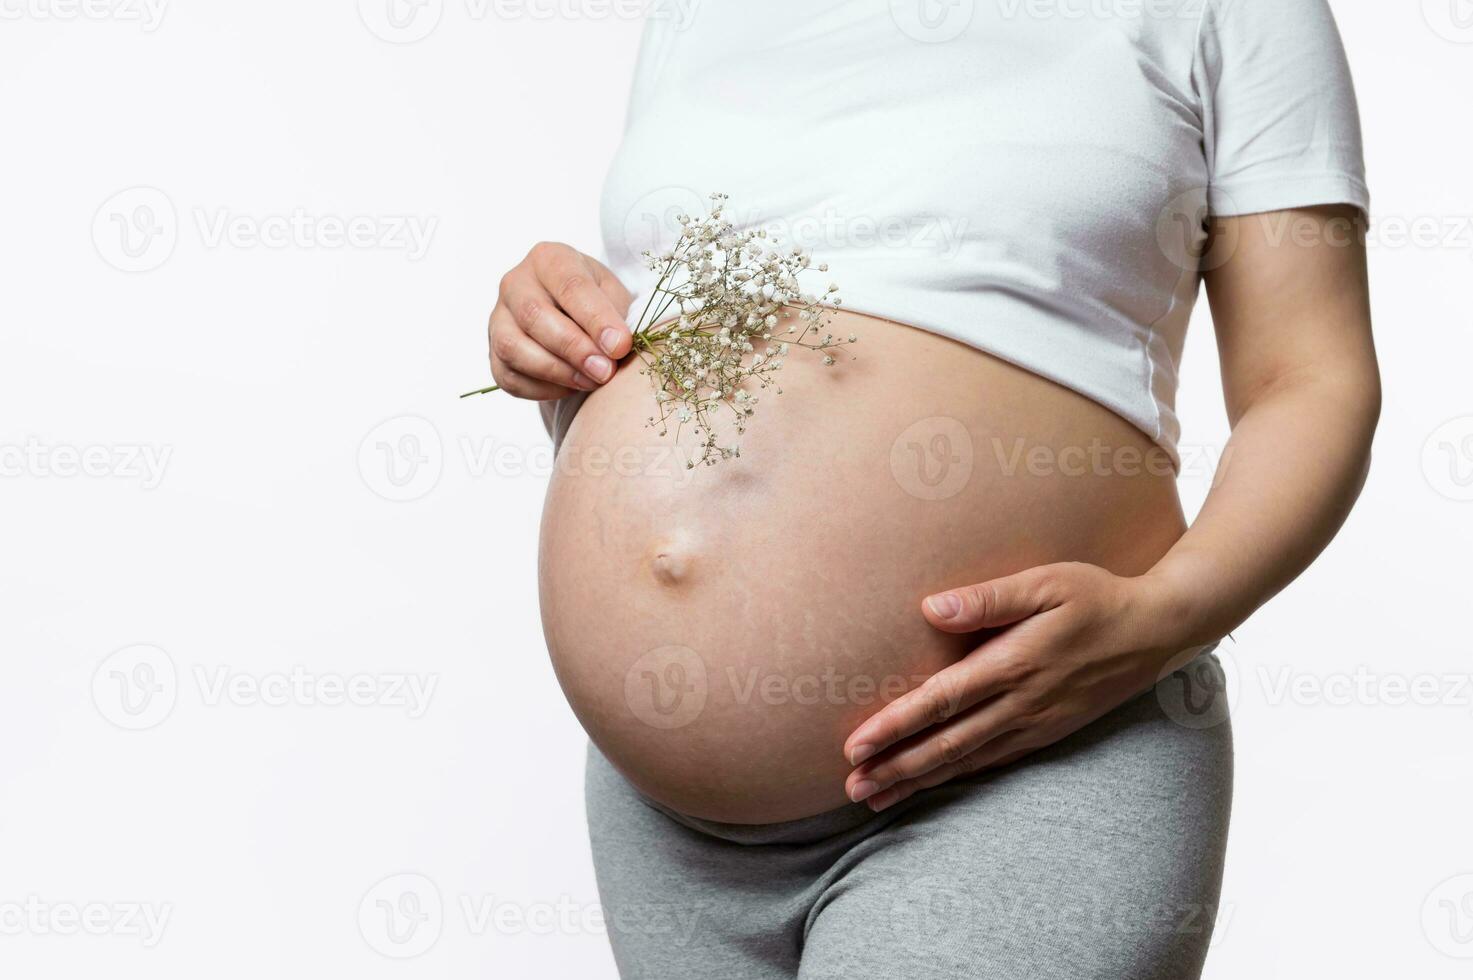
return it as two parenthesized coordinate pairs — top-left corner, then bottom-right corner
(1, 1), (1470, 977)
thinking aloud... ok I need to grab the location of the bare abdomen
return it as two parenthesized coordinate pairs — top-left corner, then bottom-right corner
(538, 310), (1186, 823)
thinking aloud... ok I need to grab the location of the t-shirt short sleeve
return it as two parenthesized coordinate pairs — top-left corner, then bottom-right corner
(1193, 0), (1369, 218)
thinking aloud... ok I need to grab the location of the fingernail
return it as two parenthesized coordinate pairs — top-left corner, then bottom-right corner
(869, 790), (899, 812)
(583, 354), (613, 383)
(573, 372), (596, 390)
(850, 779), (879, 803)
(926, 594), (961, 619)
(599, 328), (623, 355)
(849, 744), (876, 766)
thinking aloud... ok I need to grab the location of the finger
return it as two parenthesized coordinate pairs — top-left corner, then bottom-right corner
(587, 254), (635, 328)
(491, 309), (589, 394)
(492, 305), (598, 392)
(864, 732), (1036, 813)
(502, 276), (617, 385)
(492, 361), (576, 402)
(490, 305), (594, 392)
(846, 695), (1022, 801)
(921, 564), (1060, 634)
(843, 655), (1011, 766)
(531, 244), (634, 360)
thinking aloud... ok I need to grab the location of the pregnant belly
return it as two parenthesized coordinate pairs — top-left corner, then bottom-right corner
(538, 310), (1187, 823)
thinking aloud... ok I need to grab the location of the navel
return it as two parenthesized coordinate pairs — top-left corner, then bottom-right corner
(648, 535), (695, 587)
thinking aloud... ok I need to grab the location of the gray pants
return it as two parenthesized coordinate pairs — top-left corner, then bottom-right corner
(585, 652), (1233, 979)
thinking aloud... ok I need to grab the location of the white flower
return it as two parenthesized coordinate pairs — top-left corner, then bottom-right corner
(627, 193), (855, 468)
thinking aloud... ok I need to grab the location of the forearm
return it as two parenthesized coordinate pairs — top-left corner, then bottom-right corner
(1140, 370), (1380, 649)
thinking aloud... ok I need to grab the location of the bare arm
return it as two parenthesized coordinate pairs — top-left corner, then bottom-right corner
(1144, 204), (1381, 643)
(843, 205), (1381, 809)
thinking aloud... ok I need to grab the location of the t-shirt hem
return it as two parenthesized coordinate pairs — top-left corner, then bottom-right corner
(1207, 172), (1370, 218)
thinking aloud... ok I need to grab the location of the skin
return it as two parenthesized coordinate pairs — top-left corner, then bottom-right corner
(489, 204), (1379, 815)
(487, 242), (634, 399)
(535, 308), (1187, 823)
(842, 205), (1381, 810)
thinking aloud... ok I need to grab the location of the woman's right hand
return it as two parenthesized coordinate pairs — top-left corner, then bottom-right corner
(487, 242), (635, 400)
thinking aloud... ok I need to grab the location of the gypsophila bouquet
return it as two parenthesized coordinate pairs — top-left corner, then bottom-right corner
(628, 193), (855, 467)
(464, 193), (856, 468)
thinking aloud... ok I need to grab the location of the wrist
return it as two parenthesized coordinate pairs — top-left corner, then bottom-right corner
(1122, 565), (1212, 661)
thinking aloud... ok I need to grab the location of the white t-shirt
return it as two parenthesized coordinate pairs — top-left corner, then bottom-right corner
(597, 0), (1369, 464)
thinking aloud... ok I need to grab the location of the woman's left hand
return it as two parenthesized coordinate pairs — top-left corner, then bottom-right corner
(843, 561), (1192, 811)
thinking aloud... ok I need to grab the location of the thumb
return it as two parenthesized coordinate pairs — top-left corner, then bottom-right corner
(922, 565), (1060, 633)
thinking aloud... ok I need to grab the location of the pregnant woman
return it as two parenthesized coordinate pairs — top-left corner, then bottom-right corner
(482, 2), (1379, 977)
